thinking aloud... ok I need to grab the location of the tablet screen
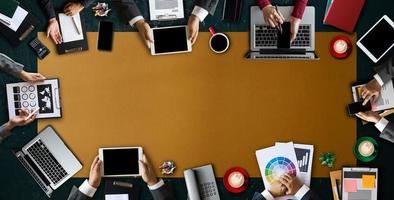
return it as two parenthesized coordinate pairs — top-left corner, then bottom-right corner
(359, 19), (394, 59)
(103, 148), (139, 175)
(153, 26), (188, 54)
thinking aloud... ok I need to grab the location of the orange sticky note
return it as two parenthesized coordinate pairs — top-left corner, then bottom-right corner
(344, 179), (357, 192)
(362, 175), (375, 188)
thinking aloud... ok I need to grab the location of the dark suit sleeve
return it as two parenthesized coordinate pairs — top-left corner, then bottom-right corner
(150, 183), (176, 200)
(118, 0), (142, 24)
(380, 121), (394, 143)
(38, 0), (56, 19)
(67, 186), (91, 200)
(194, 0), (220, 16)
(301, 189), (322, 200)
(375, 55), (394, 84)
(252, 192), (267, 200)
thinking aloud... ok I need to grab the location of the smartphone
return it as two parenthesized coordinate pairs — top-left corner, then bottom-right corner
(347, 101), (372, 115)
(277, 22), (291, 48)
(98, 21), (113, 51)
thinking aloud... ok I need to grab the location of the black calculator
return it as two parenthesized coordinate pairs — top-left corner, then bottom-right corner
(29, 37), (50, 60)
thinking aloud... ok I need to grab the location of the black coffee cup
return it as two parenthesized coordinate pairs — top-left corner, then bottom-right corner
(209, 26), (230, 54)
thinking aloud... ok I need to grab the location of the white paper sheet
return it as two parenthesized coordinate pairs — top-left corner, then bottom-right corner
(0, 6), (28, 31)
(105, 194), (129, 200)
(58, 13), (84, 43)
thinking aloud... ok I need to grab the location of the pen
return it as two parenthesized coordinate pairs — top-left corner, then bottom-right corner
(0, 17), (10, 26)
(113, 181), (133, 188)
(274, 5), (282, 34)
(71, 16), (81, 35)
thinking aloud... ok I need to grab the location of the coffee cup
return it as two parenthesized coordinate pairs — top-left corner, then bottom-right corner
(208, 26), (230, 54)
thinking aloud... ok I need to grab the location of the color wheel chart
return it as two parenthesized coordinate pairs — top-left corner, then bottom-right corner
(265, 157), (297, 183)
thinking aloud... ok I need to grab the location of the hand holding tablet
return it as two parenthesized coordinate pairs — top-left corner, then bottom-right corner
(99, 147), (143, 177)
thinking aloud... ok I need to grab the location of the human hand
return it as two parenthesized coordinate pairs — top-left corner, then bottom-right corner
(88, 156), (102, 188)
(47, 18), (62, 44)
(268, 180), (287, 197)
(362, 79), (381, 105)
(19, 71), (46, 83)
(279, 173), (303, 195)
(135, 20), (154, 49)
(356, 111), (382, 123)
(290, 16), (301, 42)
(262, 5), (284, 28)
(139, 154), (159, 186)
(187, 14), (200, 45)
(8, 109), (37, 130)
(64, 2), (84, 16)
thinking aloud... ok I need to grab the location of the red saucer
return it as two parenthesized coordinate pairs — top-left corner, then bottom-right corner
(329, 35), (352, 59)
(223, 167), (249, 193)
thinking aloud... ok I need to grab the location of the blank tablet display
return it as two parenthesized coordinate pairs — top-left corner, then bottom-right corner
(103, 148), (139, 175)
(153, 26), (188, 54)
(358, 19), (394, 59)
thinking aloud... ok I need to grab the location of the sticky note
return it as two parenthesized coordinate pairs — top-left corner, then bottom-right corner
(362, 175), (375, 188)
(344, 179), (358, 193)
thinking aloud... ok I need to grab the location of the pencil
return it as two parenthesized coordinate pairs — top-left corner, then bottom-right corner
(71, 16), (81, 35)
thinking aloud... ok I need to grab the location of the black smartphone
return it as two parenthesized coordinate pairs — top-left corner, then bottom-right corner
(277, 22), (291, 48)
(347, 101), (372, 115)
(98, 21), (113, 51)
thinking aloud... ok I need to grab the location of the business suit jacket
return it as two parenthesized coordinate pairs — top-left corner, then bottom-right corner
(66, 182), (176, 200)
(252, 190), (322, 200)
(374, 55), (394, 143)
(0, 124), (12, 144)
(38, 0), (96, 19)
(118, 0), (219, 23)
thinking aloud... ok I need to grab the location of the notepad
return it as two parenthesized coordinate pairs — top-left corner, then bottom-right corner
(0, 6), (28, 31)
(105, 194), (129, 200)
(362, 175), (375, 189)
(344, 179), (357, 193)
(58, 13), (84, 43)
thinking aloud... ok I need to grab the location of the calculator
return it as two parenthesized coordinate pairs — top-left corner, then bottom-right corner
(29, 37), (50, 59)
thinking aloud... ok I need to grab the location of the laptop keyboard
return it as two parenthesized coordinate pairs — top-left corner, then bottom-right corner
(26, 139), (68, 185)
(255, 55), (313, 59)
(254, 25), (311, 48)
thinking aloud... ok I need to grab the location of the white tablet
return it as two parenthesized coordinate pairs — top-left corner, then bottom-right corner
(99, 147), (143, 177)
(151, 25), (192, 55)
(357, 15), (394, 63)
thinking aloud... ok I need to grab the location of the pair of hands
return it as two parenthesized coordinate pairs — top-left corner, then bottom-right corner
(262, 5), (301, 42)
(135, 14), (201, 49)
(269, 173), (303, 197)
(87, 154), (159, 189)
(355, 79), (382, 123)
(47, 2), (85, 44)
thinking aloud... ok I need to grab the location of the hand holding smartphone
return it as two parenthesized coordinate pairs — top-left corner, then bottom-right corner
(348, 101), (372, 116)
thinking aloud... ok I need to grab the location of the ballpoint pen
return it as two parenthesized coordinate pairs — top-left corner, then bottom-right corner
(274, 5), (283, 34)
(71, 16), (81, 35)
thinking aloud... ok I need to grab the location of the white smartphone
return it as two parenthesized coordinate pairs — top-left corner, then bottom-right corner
(98, 147), (143, 177)
(356, 15), (394, 63)
(150, 25), (192, 56)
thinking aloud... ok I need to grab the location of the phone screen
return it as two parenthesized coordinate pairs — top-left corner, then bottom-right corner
(277, 22), (291, 48)
(98, 21), (113, 51)
(348, 101), (372, 115)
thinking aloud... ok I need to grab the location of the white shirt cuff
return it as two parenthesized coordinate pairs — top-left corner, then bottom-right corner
(261, 189), (275, 200)
(294, 185), (310, 200)
(192, 6), (209, 22)
(375, 117), (389, 132)
(148, 179), (165, 190)
(129, 16), (144, 27)
(78, 180), (97, 198)
(373, 74), (385, 86)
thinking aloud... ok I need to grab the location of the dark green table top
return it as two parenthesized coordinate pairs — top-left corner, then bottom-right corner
(0, 0), (393, 199)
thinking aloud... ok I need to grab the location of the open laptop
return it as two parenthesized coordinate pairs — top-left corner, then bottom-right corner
(245, 6), (319, 60)
(13, 125), (82, 198)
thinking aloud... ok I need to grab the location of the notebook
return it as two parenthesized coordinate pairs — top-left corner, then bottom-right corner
(323, 0), (365, 32)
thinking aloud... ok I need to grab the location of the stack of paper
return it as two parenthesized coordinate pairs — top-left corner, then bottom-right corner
(256, 142), (314, 200)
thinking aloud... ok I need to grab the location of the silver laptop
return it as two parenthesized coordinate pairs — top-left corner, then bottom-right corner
(13, 126), (82, 198)
(245, 6), (319, 60)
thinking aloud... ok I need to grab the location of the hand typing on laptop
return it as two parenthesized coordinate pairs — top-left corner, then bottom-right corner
(261, 5), (284, 28)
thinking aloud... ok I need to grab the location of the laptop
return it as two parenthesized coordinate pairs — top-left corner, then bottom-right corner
(245, 6), (319, 60)
(13, 126), (82, 198)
